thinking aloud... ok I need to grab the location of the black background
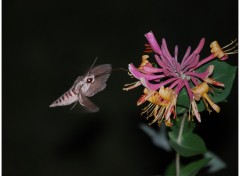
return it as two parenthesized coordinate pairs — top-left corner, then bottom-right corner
(3, 0), (238, 175)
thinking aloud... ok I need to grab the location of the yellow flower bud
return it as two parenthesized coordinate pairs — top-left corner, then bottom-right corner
(138, 55), (150, 70)
(210, 41), (226, 59)
(192, 82), (220, 113)
(210, 39), (237, 60)
(159, 86), (173, 101)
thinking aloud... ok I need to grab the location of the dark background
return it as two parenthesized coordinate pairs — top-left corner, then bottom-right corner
(3, 0), (238, 175)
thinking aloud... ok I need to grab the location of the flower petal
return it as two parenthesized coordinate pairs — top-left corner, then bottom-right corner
(203, 94), (220, 113)
(193, 38), (205, 54)
(191, 100), (201, 122)
(184, 80), (194, 101)
(129, 63), (164, 80)
(145, 31), (162, 55)
(142, 66), (163, 73)
(185, 66), (212, 80)
(181, 54), (200, 73)
(141, 77), (178, 91)
(181, 46), (191, 66)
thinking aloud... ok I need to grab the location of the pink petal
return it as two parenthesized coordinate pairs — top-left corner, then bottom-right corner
(169, 79), (182, 89)
(174, 45), (178, 61)
(195, 53), (215, 69)
(193, 38), (205, 55)
(220, 55), (228, 60)
(185, 68), (210, 80)
(184, 80), (194, 101)
(174, 80), (185, 94)
(181, 38), (205, 69)
(154, 55), (176, 76)
(191, 101), (201, 122)
(190, 76), (200, 86)
(145, 31), (162, 55)
(181, 54), (200, 73)
(143, 66), (163, 73)
(140, 77), (178, 91)
(181, 46), (191, 63)
(129, 64), (164, 80)
(161, 40), (177, 70)
(161, 38), (173, 60)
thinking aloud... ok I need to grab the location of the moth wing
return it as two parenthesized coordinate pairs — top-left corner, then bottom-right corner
(85, 64), (112, 97)
(78, 92), (99, 112)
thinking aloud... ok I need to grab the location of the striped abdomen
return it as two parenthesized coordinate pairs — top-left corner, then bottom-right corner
(49, 87), (78, 107)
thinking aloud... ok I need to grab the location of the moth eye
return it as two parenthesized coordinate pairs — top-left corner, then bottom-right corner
(87, 78), (93, 83)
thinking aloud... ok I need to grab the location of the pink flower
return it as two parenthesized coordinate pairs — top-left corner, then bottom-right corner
(130, 34), (212, 103)
(124, 31), (237, 125)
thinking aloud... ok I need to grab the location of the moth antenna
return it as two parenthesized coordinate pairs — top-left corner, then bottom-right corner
(112, 68), (129, 72)
(95, 68), (128, 78)
(88, 56), (98, 75)
(70, 101), (78, 110)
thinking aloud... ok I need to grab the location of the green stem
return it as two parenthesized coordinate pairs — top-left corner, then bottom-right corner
(176, 153), (180, 176)
(176, 113), (187, 176)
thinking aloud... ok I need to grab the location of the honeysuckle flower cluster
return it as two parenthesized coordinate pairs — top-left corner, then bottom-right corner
(124, 31), (237, 127)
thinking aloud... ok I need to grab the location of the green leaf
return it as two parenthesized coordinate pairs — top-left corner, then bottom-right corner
(180, 158), (211, 176)
(169, 132), (207, 157)
(164, 161), (176, 176)
(139, 123), (171, 151)
(171, 117), (195, 137)
(164, 158), (210, 176)
(177, 87), (190, 109)
(176, 106), (188, 115)
(177, 60), (237, 112)
(204, 151), (227, 173)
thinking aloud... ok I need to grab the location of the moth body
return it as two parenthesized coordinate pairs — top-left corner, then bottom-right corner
(49, 87), (78, 107)
(50, 63), (112, 112)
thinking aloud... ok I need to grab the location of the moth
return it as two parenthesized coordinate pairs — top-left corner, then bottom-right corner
(49, 58), (112, 112)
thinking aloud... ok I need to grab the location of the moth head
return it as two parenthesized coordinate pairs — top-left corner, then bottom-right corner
(86, 76), (94, 84)
(81, 74), (95, 93)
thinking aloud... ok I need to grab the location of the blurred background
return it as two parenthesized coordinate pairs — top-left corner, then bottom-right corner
(3, 0), (238, 175)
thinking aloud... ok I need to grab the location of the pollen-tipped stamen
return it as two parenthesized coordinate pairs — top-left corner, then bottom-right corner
(202, 94), (220, 113)
(123, 81), (142, 91)
(223, 39), (238, 55)
(141, 103), (155, 116)
(222, 39), (237, 49)
(148, 105), (161, 125)
(202, 97), (212, 113)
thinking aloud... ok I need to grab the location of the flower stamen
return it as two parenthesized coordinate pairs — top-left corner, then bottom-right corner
(123, 81), (142, 91)
(222, 39), (237, 49)
(141, 103), (155, 116)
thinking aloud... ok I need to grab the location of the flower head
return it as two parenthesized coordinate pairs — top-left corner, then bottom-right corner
(124, 31), (237, 126)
